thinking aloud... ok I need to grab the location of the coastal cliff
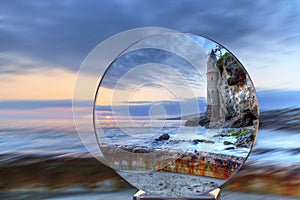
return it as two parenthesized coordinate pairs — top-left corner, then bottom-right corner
(186, 52), (258, 128)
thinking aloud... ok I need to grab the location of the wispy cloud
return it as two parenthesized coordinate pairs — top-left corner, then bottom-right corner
(1, 0), (299, 75)
(0, 100), (74, 110)
(100, 48), (205, 91)
(0, 0), (300, 104)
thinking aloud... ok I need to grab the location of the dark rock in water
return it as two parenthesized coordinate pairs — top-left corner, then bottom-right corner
(224, 147), (235, 150)
(193, 139), (214, 144)
(193, 140), (198, 145)
(234, 133), (254, 148)
(167, 140), (181, 145)
(185, 109), (257, 128)
(120, 145), (153, 153)
(204, 139), (214, 144)
(185, 116), (210, 127)
(224, 141), (233, 145)
(119, 145), (153, 153)
(132, 147), (153, 153)
(185, 120), (199, 126)
(155, 133), (170, 141)
(120, 145), (134, 152)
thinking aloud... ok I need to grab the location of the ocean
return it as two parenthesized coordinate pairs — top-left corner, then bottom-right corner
(98, 120), (252, 158)
(1, 119), (300, 199)
(1, 120), (299, 167)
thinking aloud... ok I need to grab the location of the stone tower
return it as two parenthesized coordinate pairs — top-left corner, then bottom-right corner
(206, 50), (220, 122)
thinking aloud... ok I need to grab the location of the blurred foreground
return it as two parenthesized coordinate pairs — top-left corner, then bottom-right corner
(0, 108), (300, 199)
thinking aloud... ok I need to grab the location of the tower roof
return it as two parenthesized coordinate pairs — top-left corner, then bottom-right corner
(207, 49), (218, 73)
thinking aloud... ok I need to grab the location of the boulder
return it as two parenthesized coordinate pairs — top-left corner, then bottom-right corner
(132, 147), (153, 153)
(155, 133), (170, 141)
(224, 141), (233, 145)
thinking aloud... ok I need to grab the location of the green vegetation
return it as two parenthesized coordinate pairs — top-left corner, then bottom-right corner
(225, 129), (250, 138)
(216, 52), (229, 68)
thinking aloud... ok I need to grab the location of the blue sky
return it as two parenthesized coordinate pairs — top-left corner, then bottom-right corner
(0, 0), (300, 120)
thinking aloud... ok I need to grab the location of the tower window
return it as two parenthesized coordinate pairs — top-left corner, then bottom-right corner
(211, 77), (213, 81)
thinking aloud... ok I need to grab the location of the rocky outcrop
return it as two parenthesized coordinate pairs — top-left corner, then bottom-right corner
(217, 53), (258, 128)
(185, 52), (259, 128)
(186, 107), (300, 134)
(233, 133), (254, 148)
(101, 144), (244, 180)
(155, 133), (170, 141)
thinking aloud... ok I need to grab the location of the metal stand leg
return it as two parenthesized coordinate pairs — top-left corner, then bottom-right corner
(133, 188), (221, 200)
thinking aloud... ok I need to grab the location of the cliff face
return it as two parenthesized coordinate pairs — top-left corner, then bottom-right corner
(216, 53), (258, 128)
(187, 52), (259, 128)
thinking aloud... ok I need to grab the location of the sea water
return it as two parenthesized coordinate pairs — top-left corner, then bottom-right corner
(0, 120), (299, 167)
(98, 120), (251, 158)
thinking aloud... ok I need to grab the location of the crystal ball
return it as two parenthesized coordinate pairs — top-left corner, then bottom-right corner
(94, 30), (259, 197)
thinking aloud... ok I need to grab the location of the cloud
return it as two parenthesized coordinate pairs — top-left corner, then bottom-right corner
(0, 99), (90, 110)
(0, 0), (140, 72)
(100, 48), (205, 91)
(0, 0), (299, 92)
(0, 0), (299, 73)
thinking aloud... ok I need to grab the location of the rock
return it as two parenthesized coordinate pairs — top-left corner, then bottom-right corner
(120, 145), (153, 153)
(234, 110), (257, 127)
(167, 140), (181, 145)
(155, 133), (170, 141)
(120, 145), (134, 152)
(234, 133), (254, 148)
(193, 139), (214, 144)
(185, 120), (199, 126)
(184, 52), (260, 129)
(224, 141), (233, 145)
(185, 116), (210, 127)
(224, 147), (235, 150)
(132, 147), (153, 153)
(198, 117), (210, 127)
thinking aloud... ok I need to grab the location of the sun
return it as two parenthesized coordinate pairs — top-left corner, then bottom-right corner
(105, 115), (112, 119)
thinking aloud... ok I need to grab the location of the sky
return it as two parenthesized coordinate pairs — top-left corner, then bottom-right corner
(0, 0), (300, 120)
